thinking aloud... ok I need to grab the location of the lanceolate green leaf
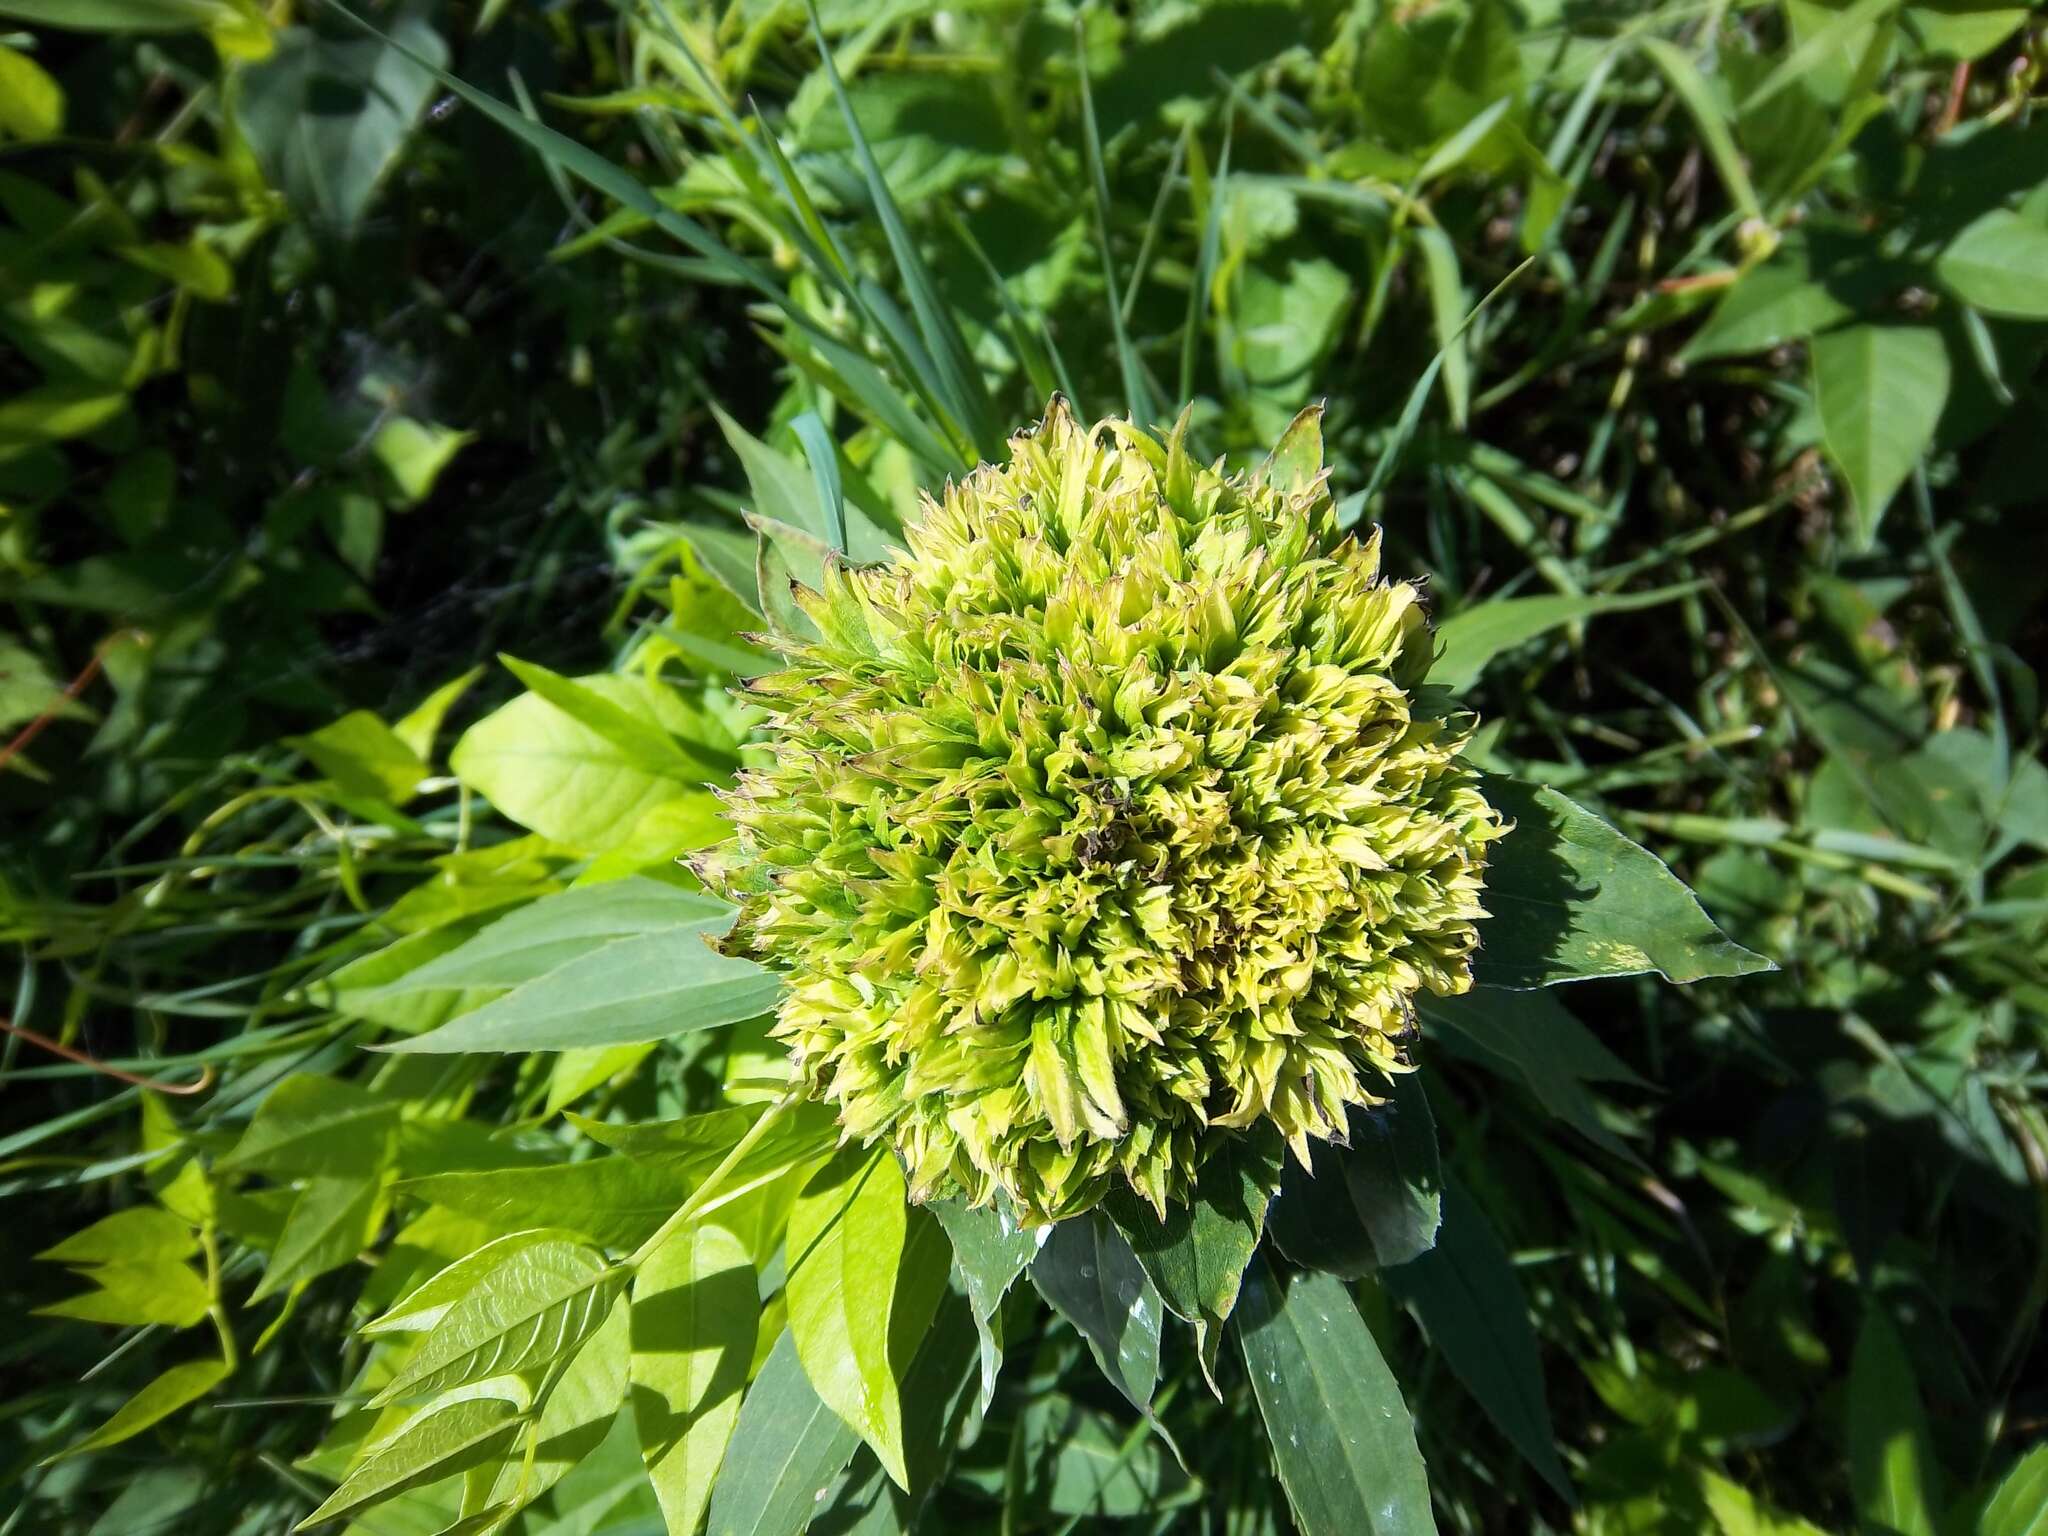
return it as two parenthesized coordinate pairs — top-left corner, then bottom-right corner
(299, 1398), (524, 1529)
(705, 1329), (861, 1536)
(1474, 777), (1772, 988)
(365, 878), (734, 997)
(488, 1291), (630, 1511)
(1419, 988), (1642, 1161)
(1384, 1179), (1571, 1500)
(785, 1145), (952, 1489)
(403, 1158), (695, 1251)
(1030, 1212), (1164, 1414)
(1432, 583), (1699, 693)
(1810, 323), (1950, 549)
(1107, 1130), (1282, 1384)
(1981, 1445), (2048, 1536)
(373, 1238), (625, 1406)
(1267, 1076), (1442, 1277)
(1847, 1307), (1940, 1536)
(1236, 1258), (1434, 1536)
(383, 931), (782, 1054)
(50, 1357), (231, 1461)
(217, 1074), (401, 1178)
(366, 1229), (594, 1335)
(251, 1173), (384, 1302)
(631, 1223), (757, 1536)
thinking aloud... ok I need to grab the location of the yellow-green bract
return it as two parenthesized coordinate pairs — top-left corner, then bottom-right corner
(699, 400), (1504, 1223)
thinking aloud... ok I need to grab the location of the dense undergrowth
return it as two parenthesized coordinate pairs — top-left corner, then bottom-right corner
(2, 2), (2046, 1534)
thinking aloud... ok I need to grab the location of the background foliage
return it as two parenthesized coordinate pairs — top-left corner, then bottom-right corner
(3, 0), (2045, 1533)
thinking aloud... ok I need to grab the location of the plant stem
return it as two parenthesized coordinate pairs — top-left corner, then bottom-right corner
(626, 1088), (802, 1268)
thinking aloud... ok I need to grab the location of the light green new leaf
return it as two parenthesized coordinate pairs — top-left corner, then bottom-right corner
(1030, 1212), (1164, 1414)
(1433, 583), (1699, 692)
(1107, 1131), (1282, 1385)
(252, 1174), (384, 1302)
(393, 667), (481, 763)
(218, 1074), (401, 1178)
(299, 1398), (524, 1529)
(366, 1229), (594, 1335)
(383, 928), (781, 1054)
(401, 1158), (695, 1250)
(0, 45), (63, 141)
(1236, 1258), (1434, 1536)
(929, 1197), (1042, 1413)
(49, 1357), (231, 1461)
(1385, 1179), (1571, 1499)
(1267, 1076), (1441, 1277)
(449, 673), (728, 851)
(631, 1223), (757, 1536)
(367, 878), (733, 997)
(705, 1329), (861, 1536)
(1811, 323), (1950, 548)
(1474, 776), (1772, 988)
(488, 1290), (630, 1511)
(37, 1206), (195, 1266)
(1847, 1307), (1940, 1536)
(785, 1145), (952, 1489)
(372, 1238), (626, 1406)
(1981, 1445), (2048, 1536)
(36, 1259), (213, 1328)
(1935, 209), (2048, 319)
(287, 710), (428, 803)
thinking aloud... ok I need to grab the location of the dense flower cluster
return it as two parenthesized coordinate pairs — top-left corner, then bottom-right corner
(700, 401), (1504, 1222)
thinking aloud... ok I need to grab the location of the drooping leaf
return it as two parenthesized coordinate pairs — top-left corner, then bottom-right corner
(631, 1223), (757, 1536)
(1030, 1212), (1164, 1413)
(1236, 1258), (1435, 1536)
(1384, 1179), (1571, 1499)
(1267, 1076), (1442, 1277)
(50, 1357), (232, 1461)
(929, 1197), (1043, 1413)
(1810, 323), (1951, 548)
(1107, 1130), (1282, 1384)
(372, 1238), (625, 1406)
(1474, 776), (1772, 988)
(299, 1397), (524, 1529)
(785, 1145), (952, 1489)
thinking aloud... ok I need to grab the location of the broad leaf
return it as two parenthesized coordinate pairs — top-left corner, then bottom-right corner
(383, 931), (781, 1053)
(631, 1223), (757, 1536)
(1420, 988), (1642, 1160)
(1936, 208), (2048, 319)
(488, 1291), (630, 1511)
(1107, 1131), (1283, 1384)
(1268, 1076), (1442, 1277)
(372, 1238), (625, 1406)
(1030, 1212), (1163, 1413)
(366, 1229), (594, 1335)
(402, 1158), (696, 1250)
(299, 1398), (524, 1529)
(929, 1197), (1042, 1413)
(1475, 777), (1772, 988)
(1236, 1259), (1434, 1536)
(785, 1145), (952, 1489)
(1385, 1179), (1570, 1499)
(218, 1074), (401, 1178)
(36, 1259), (212, 1328)
(251, 1173), (384, 1301)
(37, 1206), (195, 1266)
(52, 1357), (231, 1460)
(1810, 323), (1950, 547)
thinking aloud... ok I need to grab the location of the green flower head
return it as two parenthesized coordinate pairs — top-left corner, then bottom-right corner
(701, 400), (1504, 1223)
